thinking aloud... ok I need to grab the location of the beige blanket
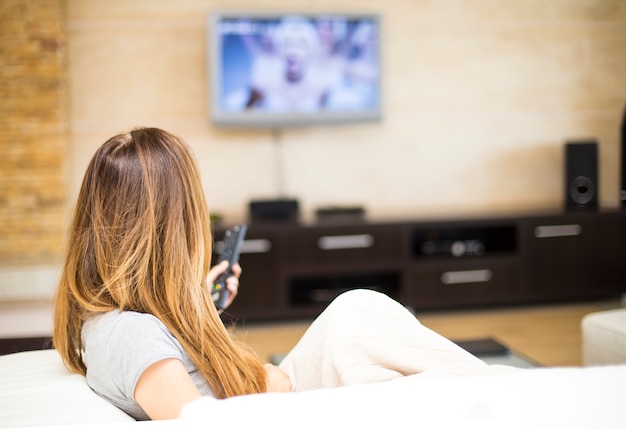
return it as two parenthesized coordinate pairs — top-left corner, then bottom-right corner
(279, 289), (519, 390)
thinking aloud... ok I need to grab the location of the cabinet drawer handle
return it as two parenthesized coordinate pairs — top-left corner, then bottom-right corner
(240, 239), (272, 254)
(318, 234), (375, 250)
(217, 239), (272, 254)
(441, 269), (493, 285)
(534, 224), (582, 238)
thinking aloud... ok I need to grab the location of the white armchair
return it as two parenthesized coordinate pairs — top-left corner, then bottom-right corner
(582, 307), (626, 366)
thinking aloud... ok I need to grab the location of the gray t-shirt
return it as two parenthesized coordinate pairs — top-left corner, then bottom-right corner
(81, 310), (215, 420)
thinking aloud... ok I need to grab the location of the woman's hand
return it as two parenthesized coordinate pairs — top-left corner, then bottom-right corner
(207, 260), (242, 311)
(264, 363), (293, 393)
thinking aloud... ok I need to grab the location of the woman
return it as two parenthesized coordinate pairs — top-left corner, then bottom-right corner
(53, 128), (502, 421)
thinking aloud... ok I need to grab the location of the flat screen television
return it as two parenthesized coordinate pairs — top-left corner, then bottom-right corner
(208, 12), (382, 127)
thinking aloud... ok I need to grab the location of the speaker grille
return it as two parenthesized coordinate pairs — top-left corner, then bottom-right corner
(565, 141), (598, 210)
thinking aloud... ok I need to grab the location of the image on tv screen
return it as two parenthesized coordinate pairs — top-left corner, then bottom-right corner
(212, 14), (381, 125)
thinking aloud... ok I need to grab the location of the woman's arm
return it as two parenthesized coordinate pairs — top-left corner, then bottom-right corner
(134, 358), (203, 420)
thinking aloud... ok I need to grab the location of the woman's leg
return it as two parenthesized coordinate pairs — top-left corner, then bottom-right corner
(279, 289), (489, 391)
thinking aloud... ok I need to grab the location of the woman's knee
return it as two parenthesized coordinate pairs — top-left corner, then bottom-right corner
(328, 289), (394, 313)
(326, 289), (420, 326)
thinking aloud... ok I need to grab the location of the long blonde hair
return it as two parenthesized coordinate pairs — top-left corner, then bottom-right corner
(53, 127), (267, 398)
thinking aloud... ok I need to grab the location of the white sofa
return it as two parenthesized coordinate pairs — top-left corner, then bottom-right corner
(0, 349), (133, 428)
(1, 348), (626, 428)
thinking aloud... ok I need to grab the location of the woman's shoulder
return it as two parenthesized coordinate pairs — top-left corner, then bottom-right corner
(92, 309), (164, 325)
(82, 310), (177, 350)
(82, 310), (187, 385)
(85, 309), (164, 331)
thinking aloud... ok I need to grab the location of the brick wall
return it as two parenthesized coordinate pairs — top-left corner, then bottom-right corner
(0, 0), (67, 265)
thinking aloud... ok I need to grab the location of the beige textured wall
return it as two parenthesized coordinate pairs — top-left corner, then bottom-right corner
(1, 0), (625, 303)
(0, 0), (626, 299)
(0, 0), (67, 266)
(67, 0), (626, 222)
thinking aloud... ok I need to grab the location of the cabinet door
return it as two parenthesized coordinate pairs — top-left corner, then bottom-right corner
(213, 225), (282, 320)
(283, 223), (405, 269)
(406, 256), (521, 309)
(521, 213), (623, 300)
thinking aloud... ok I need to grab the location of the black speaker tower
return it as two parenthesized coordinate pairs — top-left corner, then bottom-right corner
(621, 103), (626, 208)
(565, 141), (598, 210)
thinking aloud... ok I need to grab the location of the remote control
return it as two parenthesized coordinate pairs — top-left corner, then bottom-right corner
(211, 224), (247, 310)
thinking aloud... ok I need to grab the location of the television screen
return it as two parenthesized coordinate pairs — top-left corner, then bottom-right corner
(208, 13), (382, 127)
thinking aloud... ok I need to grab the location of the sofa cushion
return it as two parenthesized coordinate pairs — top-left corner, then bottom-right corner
(0, 349), (135, 427)
(182, 365), (626, 428)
